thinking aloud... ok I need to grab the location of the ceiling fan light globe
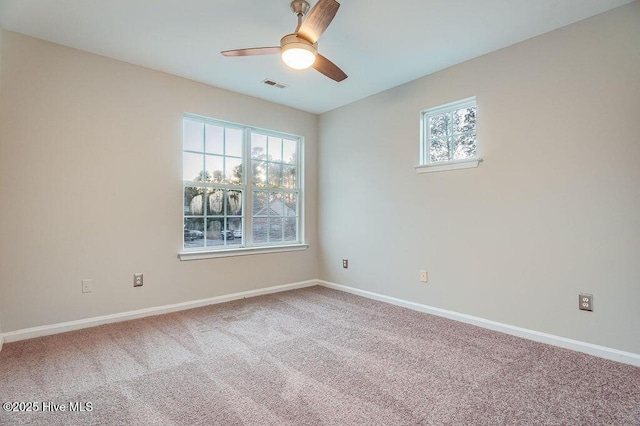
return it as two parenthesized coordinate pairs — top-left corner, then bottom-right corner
(281, 44), (316, 70)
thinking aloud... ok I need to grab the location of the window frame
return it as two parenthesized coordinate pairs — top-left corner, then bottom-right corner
(416, 96), (481, 174)
(180, 114), (306, 260)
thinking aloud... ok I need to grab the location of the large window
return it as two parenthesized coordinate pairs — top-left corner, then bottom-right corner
(420, 97), (477, 167)
(182, 115), (302, 252)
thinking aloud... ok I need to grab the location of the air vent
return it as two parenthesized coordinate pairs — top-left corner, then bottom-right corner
(262, 79), (288, 89)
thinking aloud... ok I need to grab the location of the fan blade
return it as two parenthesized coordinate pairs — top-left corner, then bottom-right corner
(221, 47), (280, 57)
(313, 54), (347, 82)
(297, 0), (340, 44)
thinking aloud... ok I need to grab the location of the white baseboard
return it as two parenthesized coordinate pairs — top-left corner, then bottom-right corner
(3, 278), (639, 368)
(1, 280), (318, 346)
(319, 280), (640, 368)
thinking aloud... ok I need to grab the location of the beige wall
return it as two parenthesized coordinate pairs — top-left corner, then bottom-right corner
(318, 2), (640, 354)
(0, 31), (318, 332)
(0, 28), (3, 336)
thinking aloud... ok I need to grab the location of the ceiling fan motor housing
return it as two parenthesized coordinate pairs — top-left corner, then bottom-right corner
(280, 34), (317, 53)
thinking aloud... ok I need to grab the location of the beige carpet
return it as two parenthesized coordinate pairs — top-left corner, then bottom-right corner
(0, 286), (638, 425)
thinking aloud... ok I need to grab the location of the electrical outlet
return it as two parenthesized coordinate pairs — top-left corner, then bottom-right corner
(342, 259), (348, 269)
(420, 270), (428, 283)
(579, 293), (593, 311)
(82, 279), (93, 293)
(134, 273), (143, 287)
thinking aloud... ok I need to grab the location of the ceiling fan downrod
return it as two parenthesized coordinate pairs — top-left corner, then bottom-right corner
(290, 0), (311, 31)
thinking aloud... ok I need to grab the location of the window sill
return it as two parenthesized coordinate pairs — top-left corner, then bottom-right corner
(179, 244), (309, 261)
(415, 158), (482, 174)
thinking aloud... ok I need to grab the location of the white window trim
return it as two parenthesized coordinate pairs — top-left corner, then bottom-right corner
(182, 113), (305, 256)
(179, 243), (309, 261)
(418, 96), (481, 173)
(414, 158), (481, 173)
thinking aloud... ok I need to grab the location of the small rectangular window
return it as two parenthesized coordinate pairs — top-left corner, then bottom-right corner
(420, 97), (477, 167)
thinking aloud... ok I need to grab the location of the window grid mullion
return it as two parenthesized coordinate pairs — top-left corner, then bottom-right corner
(221, 126), (226, 185)
(224, 190), (229, 237)
(449, 111), (454, 161)
(245, 127), (253, 246)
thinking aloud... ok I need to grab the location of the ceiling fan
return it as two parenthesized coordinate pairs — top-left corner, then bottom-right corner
(221, 0), (347, 82)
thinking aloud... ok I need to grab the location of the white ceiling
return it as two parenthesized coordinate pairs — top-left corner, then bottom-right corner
(0, 0), (634, 114)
